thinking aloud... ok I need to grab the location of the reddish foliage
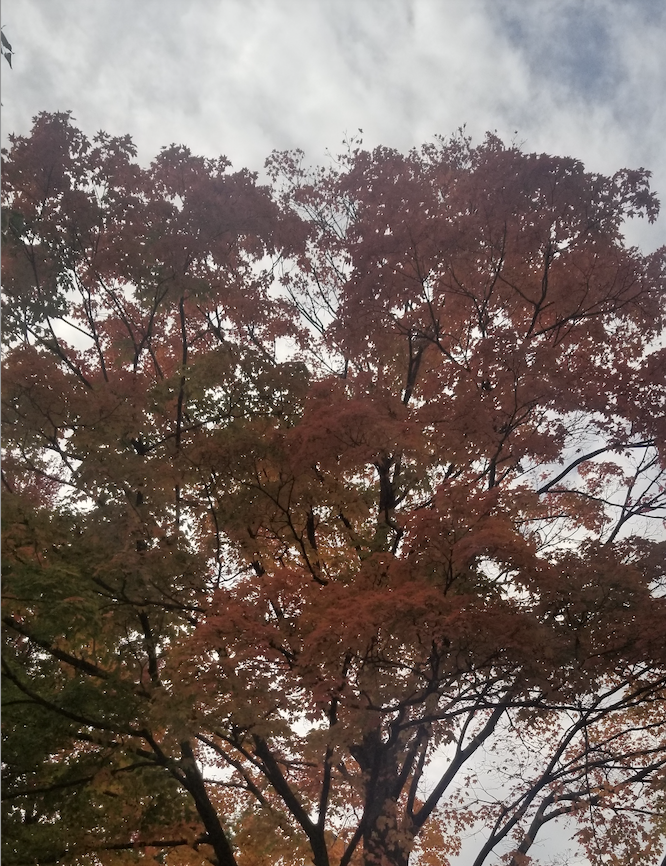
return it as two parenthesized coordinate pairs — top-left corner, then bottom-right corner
(2, 115), (666, 866)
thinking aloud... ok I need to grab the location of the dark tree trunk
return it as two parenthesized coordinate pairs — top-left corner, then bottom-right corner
(351, 729), (416, 866)
(363, 814), (414, 866)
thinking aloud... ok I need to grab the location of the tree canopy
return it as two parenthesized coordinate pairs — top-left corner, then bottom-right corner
(2, 112), (666, 866)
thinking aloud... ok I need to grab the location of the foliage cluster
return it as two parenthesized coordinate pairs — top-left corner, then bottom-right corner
(2, 113), (666, 866)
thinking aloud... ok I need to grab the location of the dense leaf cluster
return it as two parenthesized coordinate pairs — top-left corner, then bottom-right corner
(2, 113), (666, 866)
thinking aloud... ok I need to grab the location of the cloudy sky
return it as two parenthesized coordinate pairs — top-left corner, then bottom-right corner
(2, 0), (665, 253)
(0, 2), (664, 863)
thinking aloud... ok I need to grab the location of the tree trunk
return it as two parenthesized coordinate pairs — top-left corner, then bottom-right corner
(351, 729), (415, 866)
(362, 796), (415, 866)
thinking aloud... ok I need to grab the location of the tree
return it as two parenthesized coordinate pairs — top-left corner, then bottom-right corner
(2, 112), (666, 866)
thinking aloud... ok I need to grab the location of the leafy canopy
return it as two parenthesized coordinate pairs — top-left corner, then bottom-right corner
(2, 112), (666, 866)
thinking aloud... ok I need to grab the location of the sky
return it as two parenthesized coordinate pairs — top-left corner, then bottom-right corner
(0, 2), (664, 864)
(1, 0), (666, 254)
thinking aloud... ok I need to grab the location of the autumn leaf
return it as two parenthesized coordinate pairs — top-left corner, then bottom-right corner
(3, 114), (666, 866)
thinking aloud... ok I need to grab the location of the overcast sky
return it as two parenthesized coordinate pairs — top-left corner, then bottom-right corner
(0, 2), (664, 864)
(2, 0), (665, 253)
